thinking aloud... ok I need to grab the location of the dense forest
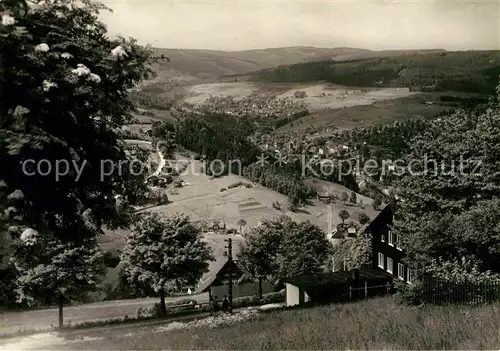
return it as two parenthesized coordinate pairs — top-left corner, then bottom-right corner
(252, 51), (500, 94)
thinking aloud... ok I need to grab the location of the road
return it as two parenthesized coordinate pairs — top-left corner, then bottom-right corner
(0, 306), (260, 350)
(0, 293), (209, 336)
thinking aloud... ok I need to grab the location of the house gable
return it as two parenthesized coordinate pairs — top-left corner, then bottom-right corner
(367, 205), (412, 284)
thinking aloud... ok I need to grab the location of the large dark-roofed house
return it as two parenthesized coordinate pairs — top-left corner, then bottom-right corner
(285, 204), (406, 307)
(368, 205), (412, 284)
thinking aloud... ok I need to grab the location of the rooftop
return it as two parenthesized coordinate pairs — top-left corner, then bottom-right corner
(286, 267), (393, 290)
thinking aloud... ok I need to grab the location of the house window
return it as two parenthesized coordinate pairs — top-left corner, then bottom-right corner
(396, 233), (402, 251)
(387, 257), (393, 274)
(407, 269), (412, 284)
(388, 231), (394, 246)
(397, 263), (404, 280)
(378, 252), (384, 269)
(381, 234), (385, 242)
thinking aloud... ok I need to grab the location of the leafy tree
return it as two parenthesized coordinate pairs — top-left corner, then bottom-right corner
(276, 221), (333, 283)
(358, 213), (371, 225)
(152, 121), (176, 159)
(332, 230), (372, 271)
(238, 216), (332, 292)
(11, 232), (104, 328)
(341, 192), (349, 203)
(0, 0), (161, 246)
(121, 213), (213, 315)
(393, 82), (500, 280)
(338, 209), (349, 224)
(372, 196), (382, 210)
(237, 218), (286, 298)
(349, 191), (357, 204)
(287, 195), (300, 212)
(236, 218), (247, 234)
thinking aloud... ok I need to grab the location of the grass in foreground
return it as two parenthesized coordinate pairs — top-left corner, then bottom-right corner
(37, 296), (500, 350)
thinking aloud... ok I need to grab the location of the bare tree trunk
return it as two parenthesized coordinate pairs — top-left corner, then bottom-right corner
(258, 277), (263, 300)
(159, 290), (166, 316)
(58, 297), (64, 329)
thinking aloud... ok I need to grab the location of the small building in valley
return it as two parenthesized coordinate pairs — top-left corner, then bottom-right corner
(294, 91), (307, 98)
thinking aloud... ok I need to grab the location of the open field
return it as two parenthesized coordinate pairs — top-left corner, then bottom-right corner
(276, 85), (417, 110)
(134, 156), (378, 233)
(5, 297), (499, 350)
(276, 94), (456, 132)
(181, 81), (417, 110)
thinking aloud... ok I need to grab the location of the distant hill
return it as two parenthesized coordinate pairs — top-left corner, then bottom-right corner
(149, 47), (449, 82)
(248, 50), (500, 94)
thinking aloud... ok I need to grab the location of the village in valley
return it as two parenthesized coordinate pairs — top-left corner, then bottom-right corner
(1, 0), (500, 350)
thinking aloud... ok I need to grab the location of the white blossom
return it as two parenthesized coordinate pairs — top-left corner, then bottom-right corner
(71, 63), (91, 76)
(89, 73), (101, 83)
(34, 43), (50, 52)
(42, 80), (58, 92)
(1, 14), (15, 26)
(20, 228), (39, 246)
(61, 52), (73, 59)
(111, 45), (128, 58)
(13, 106), (30, 116)
(54, 11), (65, 19)
(7, 189), (24, 200)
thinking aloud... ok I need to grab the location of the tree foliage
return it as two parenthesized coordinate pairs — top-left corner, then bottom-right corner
(11, 231), (105, 307)
(338, 209), (349, 223)
(332, 231), (372, 271)
(254, 52), (500, 94)
(121, 212), (213, 314)
(0, 0), (158, 245)
(238, 216), (332, 287)
(358, 213), (371, 225)
(393, 82), (500, 279)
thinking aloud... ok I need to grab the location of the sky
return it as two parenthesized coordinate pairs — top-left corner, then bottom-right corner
(99, 0), (500, 51)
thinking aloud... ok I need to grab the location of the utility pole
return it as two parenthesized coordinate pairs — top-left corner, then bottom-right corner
(224, 238), (233, 313)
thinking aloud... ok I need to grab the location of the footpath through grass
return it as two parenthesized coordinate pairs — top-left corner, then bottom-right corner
(25, 296), (500, 350)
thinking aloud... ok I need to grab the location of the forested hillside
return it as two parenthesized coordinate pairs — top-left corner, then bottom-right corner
(252, 51), (500, 94)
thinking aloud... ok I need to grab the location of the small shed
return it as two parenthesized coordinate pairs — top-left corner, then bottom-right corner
(285, 267), (393, 307)
(294, 91), (307, 98)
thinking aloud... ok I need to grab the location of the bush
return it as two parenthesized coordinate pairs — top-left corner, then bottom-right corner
(227, 181), (253, 189)
(232, 291), (285, 309)
(166, 298), (197, 307)
(395, 280), (423, 305)
(103, 250), (121, 268)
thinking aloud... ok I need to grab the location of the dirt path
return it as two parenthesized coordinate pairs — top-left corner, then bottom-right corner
(0, 293), (209, 336)
(0, 306), (258, 350)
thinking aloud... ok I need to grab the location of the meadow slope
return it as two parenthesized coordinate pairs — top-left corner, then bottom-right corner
(6, 297), (499, 350)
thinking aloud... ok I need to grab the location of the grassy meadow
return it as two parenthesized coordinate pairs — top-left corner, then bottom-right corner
(37, 296), (500, 350)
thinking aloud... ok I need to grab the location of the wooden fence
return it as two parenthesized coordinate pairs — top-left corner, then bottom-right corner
(211, 280), (275, 300)
(423, 275), (500, 305)
(307, 280), (394, 304)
